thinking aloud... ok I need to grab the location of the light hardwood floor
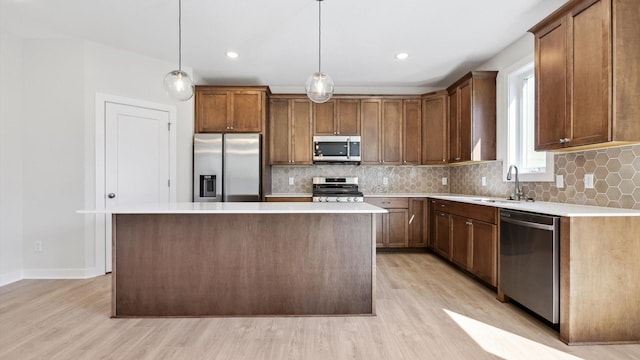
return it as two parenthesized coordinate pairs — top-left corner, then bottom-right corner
(1, 253), (639, 360)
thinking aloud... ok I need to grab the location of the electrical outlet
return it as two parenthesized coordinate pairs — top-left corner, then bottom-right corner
(383, 177), (389, 186)
(481, 177), (487, 186)
(288, 177), (294, 186)
(35, 241), (43, 252)
(556, 175), (564, 188)
(584, 174), (594, 189)
(442, 177), (448, 186)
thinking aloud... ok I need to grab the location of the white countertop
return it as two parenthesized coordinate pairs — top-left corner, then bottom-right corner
(265, 193), (312, 198)
(428, 195), (640, 217)
(78, 202), (387, 215)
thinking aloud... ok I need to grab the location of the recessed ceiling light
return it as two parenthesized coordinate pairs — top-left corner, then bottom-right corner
(395, 53), (409, 60)
(225, 51), (239, 59)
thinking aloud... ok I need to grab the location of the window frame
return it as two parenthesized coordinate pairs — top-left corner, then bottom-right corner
(501, 56), (554, 182)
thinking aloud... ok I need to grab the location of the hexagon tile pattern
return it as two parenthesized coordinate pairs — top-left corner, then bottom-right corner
(272, 165), (450, 194)
(272, 144), (640, 210)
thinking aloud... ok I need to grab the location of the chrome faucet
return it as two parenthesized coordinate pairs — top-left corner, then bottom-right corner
(507, 165), (524, 201)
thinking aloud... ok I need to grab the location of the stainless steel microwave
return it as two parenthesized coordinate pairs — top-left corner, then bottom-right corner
(313, 136), (361, 164)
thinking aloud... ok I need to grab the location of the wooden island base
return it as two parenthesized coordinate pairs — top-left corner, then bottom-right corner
(112, 213), (375, 317)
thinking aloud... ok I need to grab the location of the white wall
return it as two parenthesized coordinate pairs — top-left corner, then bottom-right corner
(0, 34), (195, 281)
(0, 29), (24, 285)
(21, 39), (87, 276)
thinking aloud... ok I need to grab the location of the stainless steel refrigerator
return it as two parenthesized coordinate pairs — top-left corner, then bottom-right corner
(193, 133), (261, 202)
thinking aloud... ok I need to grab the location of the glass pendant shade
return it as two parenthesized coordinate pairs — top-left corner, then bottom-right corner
(306, 72), (334, 103)
(163, 70), (194, 101)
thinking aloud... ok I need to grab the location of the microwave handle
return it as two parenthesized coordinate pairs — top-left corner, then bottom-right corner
(347, 138), (351, 159)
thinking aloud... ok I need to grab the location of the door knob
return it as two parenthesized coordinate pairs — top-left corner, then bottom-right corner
(108, 193), (116, 199)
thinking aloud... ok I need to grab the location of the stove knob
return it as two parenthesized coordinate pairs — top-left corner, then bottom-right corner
(347, 197), (354, 202)
(321, 197), (327, 202)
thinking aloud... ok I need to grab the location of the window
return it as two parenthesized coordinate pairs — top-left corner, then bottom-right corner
(504, 60), (554, 182)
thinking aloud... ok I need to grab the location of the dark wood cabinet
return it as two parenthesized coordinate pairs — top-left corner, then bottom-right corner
(313, 99), (361, 135)
(381, 99), (403, 165)
(422, 91), (449, 165)
(447, 72), (497, 163)
(434, 211), (451, 258)
(269, 97), (312, 165)
(428, 198), (498, 287)
(365, 197), (409, 248)
(450, 215), (471, 268)
(195, 86), (268, 133)
(403, 100), (422, 165)
(470, 220), (497, 286)
(408, 198), (428, 247)
(361, 99), (382, 164)
(530, 0), (640, 151)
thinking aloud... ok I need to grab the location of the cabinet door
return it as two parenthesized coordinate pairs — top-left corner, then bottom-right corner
(403, 100), (422, 165)
(336, 100), (361, 135)
(427, 199), (437, 249)
(422, 94), (448, 165)
(387, 209), (409, 248)
(448, 91), (460, 162)
(314, 100), (336, 135)
(435, 211), (451, 258)
(470, 220), (497, 287)
(450, 215), (471, 269)
(195, 90), (229, 133)
(230, 91), (263, 132)
(458, 81), (472, 162)
(361, 99), (382, 164)
(291, 99), (313, 164)
(381, 99), (403, 164)
(535, 17), (568, 150)
(269, 99), (291, 165)
(408, 198), (427, 247)
(567, 0), (611, 147)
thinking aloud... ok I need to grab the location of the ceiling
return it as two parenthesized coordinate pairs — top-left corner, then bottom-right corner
(1, 0), (568, 94)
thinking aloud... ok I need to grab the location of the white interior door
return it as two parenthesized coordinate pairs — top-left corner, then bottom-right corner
(104, 102), (171, 272)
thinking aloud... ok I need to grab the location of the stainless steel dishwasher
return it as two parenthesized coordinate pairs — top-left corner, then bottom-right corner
(500, 209), (560, 324)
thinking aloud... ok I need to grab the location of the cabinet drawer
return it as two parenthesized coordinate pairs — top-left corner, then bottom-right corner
(448, 202), (497, 224)
(365, 197), (408, 209)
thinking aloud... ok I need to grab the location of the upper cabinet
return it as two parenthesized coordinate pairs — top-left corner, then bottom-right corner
(447, 71), (497, 163)
(195, 86), (270, 133)
(403, 99), (422, 165)
(530, 0), (640, 151)
(422, 91), (449, 165)
(361, 98), (421, 165)
(269, 96), (313, 165)
(314, 99), (361, 135)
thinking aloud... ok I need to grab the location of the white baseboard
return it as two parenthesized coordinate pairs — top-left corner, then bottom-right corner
(0, 270), (23, 287)
(22, 267), (104, 279)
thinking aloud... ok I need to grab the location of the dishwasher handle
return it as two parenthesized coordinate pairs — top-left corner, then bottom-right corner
(501, 216), (556, 231)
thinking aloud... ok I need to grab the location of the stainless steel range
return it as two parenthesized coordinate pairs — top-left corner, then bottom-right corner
(312, 177), (364, 203)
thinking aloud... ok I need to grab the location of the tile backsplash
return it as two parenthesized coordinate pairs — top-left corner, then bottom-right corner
(272, 144), (640, 210)
(272, 165), (450, 194)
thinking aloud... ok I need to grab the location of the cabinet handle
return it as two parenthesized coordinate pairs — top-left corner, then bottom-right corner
(455, 157), (461, 161)
(409, 214), (415, 224)
(559, 138), (571, 144)
(440, 204), (445, 207)
(559, 138), (565, 144)
(466, 221), (472, 226)
(336, 131), (340, 135)
(431, 200), (436, 204)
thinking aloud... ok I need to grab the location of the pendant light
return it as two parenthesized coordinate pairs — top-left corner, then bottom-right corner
(163, 0), (194, 101)
(305, 0), (334, 103)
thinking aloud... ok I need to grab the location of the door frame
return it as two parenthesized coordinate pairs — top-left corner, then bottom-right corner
(94, 93), (177, 274)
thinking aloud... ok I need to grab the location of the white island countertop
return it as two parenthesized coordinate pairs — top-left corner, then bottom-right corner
(79, 202), (387, 215)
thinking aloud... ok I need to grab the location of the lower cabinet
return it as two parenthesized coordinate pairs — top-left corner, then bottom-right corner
(366, 197), (429, 248)
(428, 198), (498, 287)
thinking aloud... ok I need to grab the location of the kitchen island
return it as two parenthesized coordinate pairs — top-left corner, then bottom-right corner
(105, 202), (386, 317)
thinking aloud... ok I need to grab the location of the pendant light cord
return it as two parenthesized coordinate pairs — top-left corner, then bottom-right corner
(318, 0), (322, 73)
(178, 0), (183, 71)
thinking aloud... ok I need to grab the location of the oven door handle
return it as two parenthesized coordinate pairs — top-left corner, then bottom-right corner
(501, 217), (555, 231)
(346, 138), (351, 159)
